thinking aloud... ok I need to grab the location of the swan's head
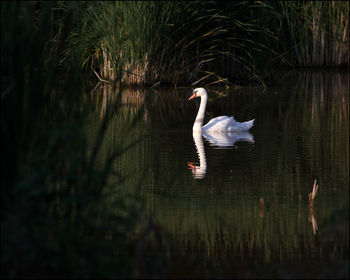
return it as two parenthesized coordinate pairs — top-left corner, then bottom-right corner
(188, 88), (208, 100)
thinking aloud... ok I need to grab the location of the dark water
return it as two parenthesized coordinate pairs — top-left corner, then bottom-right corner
(86, 71), (349, 278)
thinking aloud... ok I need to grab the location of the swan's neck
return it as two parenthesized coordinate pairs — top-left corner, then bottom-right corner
(193, 94), (207, 131)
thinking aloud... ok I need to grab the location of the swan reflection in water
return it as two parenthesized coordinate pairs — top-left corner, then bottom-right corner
(188, 131), (254, 179)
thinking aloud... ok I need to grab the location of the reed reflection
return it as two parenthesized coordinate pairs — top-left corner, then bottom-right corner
(188, 130), (254, 179)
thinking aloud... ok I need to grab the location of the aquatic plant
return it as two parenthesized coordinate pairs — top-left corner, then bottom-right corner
(64, 1), (274, 86)
(65, 1), (349, 86)
(268, 1), (349, 67)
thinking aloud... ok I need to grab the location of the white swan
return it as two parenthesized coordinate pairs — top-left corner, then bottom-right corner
(188, 88), (254, 132)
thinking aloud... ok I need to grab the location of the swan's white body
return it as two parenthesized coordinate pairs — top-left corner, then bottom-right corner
(189, 88), (254, 132)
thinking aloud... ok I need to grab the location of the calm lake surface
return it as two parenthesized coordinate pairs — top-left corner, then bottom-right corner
(86, 71), (349, 278)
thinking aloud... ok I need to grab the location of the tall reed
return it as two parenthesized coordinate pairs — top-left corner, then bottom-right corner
(66, 1), (349, 87)
(268, 1), (349, 67)
(67, 1), (276, 86)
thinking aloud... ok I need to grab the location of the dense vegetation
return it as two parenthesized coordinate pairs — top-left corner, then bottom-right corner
(1, 1), (348, 278)
(64, 1), (349, 86)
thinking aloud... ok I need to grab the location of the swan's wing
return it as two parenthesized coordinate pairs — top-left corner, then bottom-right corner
(203, 116), (235, 131)
(204, 115), (230, 125)
(228, 119), (254, 131)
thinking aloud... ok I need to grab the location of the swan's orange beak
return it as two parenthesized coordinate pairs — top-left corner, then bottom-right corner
(188, 93), (196, 101)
